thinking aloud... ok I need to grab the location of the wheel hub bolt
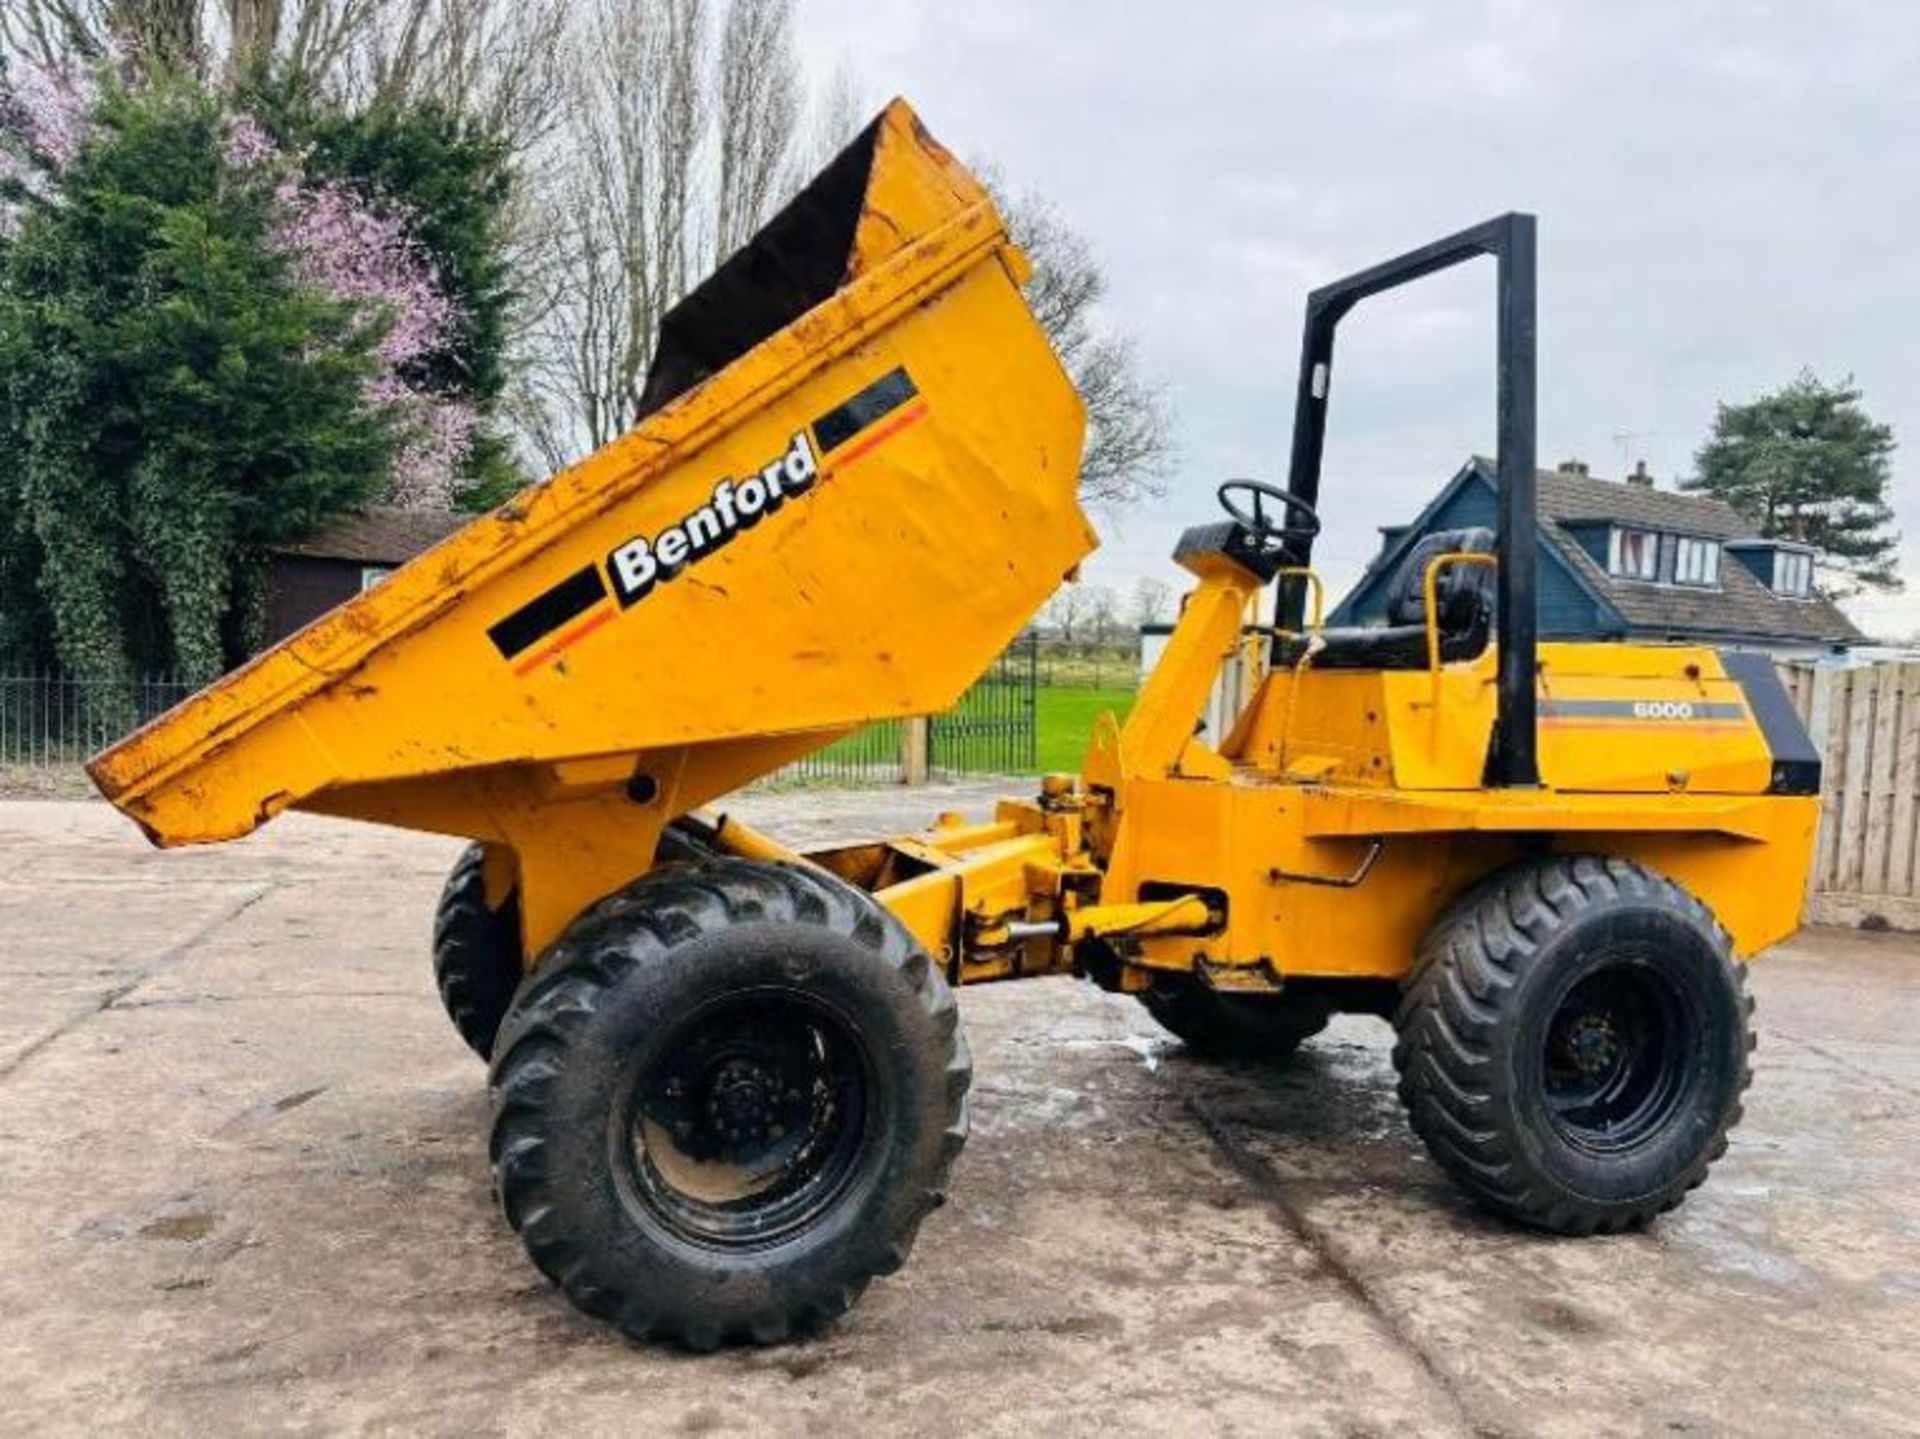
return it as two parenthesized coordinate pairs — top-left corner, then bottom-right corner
(1567, 1015), (1618, 1073)
(709, 1060), (777, 1138)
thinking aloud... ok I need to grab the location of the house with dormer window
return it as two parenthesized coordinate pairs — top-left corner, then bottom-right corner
(1328, 457), (1864, 657)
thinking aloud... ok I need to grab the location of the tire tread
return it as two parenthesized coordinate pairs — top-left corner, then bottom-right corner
(488, 857), (969, 1349)
(1392, 854), (1752, 1233)
(432, 844), (523, 1060)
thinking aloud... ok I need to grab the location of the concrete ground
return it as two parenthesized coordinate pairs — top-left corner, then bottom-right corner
(1, 789), (1918, 1438)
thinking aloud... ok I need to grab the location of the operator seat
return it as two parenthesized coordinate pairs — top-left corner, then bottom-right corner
(1279, 527), (1496, 670)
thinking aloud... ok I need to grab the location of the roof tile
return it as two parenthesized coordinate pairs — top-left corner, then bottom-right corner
(272, 507), (469, 565)
(1464, 459), (1864, 645)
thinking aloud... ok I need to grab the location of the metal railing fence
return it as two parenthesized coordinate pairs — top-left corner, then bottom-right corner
(929, 632), (1037, 778)
(1, 640), (1043, 792)
(0, 670), (197, 768)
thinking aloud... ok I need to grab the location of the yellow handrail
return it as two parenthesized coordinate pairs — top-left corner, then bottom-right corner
(1273, 567), (1326, 635)
(1268, 567), (1325, 773)
(1422, 551), (1497, 708)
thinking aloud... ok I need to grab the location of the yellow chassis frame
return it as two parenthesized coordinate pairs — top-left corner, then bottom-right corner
(713, 549), (1818, 996)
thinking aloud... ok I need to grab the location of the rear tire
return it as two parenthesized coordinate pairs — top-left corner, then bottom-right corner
(488, 858), (969, 1348)
(1136, 980), (1331, 1064)
(432, 845), (523, 1060)
(1392, 855), (1753, 1235)
(431, 824), (716, 1060)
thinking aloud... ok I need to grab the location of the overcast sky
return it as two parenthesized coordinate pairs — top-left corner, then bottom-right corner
(795, 0), (1917, 637)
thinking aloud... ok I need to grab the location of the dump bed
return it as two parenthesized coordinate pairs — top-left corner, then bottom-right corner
(89, 101), (1092, 848)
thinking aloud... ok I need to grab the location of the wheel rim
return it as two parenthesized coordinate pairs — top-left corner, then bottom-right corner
(618, 989), (872, 1250)
(1540, 962), (1693, 1154)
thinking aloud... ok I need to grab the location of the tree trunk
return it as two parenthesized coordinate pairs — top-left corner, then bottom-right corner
(109, 0), (205, 73)
(224, 0), (283, 85)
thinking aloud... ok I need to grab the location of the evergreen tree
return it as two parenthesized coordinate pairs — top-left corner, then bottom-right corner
(0, 75), (395, 682)
(245, 80), (522, 508)
(1686, 372), (1901, 595)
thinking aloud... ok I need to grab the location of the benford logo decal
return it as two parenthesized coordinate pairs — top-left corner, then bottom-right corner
(483, 366), (926, 675)
(606, 431), (818, 607)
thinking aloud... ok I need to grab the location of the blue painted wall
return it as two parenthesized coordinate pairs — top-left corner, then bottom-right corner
(1559, 520), (1610, 569)
(1728, 545), (1776, 587)
(1329, 470), (1622, 637)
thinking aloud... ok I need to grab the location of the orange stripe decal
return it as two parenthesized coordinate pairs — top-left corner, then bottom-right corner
(826, 400), (929, 470)
(512, 601), (617, 676)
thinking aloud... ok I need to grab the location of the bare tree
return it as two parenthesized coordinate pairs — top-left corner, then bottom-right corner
(802, 59), (865, 171)
(116, 0), (203, 67)
(223, 0), (279, 77)
(1083, 584), (1121, 647)
(990, 185), (1173, 511)
(517, 0), (707, 457)
(1040, 586), (1091, 646)
(3, 1), (1178, 504)
(3, 0), (570, 144)
(713, 0), (797, 255)
(1, 0), (202, 68)
(514, 37), (1175, 489)
(1, 3), (112, 69)
(510, 0), (806, 463)
(1128, 576), (1171, 629)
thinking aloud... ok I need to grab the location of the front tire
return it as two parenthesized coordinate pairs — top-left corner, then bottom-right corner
(488, 859), (969, 1348)
(1393, 855), (1753, 1235)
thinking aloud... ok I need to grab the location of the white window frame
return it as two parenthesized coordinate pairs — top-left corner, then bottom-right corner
(1673, 536), (1721, 587)
(1775, 549), (1813, 598)
(1608, 526), (1659, 581)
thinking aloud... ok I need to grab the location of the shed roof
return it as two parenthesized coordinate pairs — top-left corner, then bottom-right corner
(272, 507), (468, 565)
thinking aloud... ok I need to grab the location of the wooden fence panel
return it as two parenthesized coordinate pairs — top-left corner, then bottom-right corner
(1785, 659), (1920, 930)
(1836, 668), (1872, 893)
(1862, 665), (1900, 892)
(1818, 668), (1852, 894)
(1888, 664), (1920, 903)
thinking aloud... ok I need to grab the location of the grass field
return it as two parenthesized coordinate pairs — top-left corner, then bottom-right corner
(746, 684), (1135, 789)
(1034, 685), (1134, 773)
(1034, 648), (1140, 693)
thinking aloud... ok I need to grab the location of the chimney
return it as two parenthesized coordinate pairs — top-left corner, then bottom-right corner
(1627, 459), (1654, 488)
(1556, 458), (1589, 476)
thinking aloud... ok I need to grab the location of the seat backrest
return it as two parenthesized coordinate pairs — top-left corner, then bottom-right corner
(1383, 527), (1496, 631)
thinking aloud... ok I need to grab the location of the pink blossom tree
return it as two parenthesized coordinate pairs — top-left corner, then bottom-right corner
(4, 66), (474, 508)
(226, 111), (476, 509)
(0, 57), (94, 230)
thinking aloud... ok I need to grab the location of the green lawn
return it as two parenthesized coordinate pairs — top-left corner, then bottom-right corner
(1034, 685), (1135, 774)
(757, 685), (1133, 787)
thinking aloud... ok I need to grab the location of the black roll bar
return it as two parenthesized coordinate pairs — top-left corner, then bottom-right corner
(1279, 212), (1540, 787)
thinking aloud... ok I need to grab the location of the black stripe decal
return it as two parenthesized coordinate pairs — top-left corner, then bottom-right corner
(811, 367), (917, 453)
(1541, 700), (1747, 719)
(488, 565), (610, 659)
(1717, 649), (1822, 795)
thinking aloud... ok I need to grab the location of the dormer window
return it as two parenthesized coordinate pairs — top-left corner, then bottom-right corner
(1775, 549), (1814, 598)
(1608, 527), (1659, 580)
(1673, 536), (1721, 587)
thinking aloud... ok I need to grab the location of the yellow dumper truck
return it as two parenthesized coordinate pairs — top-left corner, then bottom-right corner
(90, 101), (1819, 1349)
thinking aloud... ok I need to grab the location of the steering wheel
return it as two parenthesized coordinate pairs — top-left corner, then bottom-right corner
(1216, 479), (1321, 553)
